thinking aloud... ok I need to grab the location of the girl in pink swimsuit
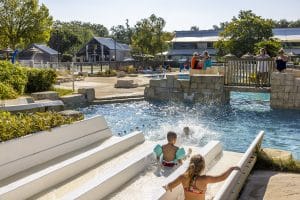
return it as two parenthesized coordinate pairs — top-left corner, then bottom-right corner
(163, 154), (240, 200)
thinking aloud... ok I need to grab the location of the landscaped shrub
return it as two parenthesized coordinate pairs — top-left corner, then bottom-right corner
(124, 65), (137, 74)
(0, 111), (83, 142)
(25, 68), (57, 93)
(0, 83), (18, 99)
(0, 61), (27, 94)
(97, 69), (117, 77)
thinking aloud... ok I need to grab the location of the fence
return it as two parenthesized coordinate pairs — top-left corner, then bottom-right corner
(19, 60), (165, 74)
(224, 59), (275, 87)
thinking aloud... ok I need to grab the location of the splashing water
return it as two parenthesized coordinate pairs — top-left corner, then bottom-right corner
(79, 92), (300, 159)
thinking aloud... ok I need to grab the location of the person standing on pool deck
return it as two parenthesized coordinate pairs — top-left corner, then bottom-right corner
(203, 51), (212, 70)
(276, 48), (288, 72)
(191, 52), (200, 69)
(256, 48), (270, 85)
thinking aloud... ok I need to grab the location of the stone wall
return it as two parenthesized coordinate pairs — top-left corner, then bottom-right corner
(144, 74), (225, 103)
(270, 70), (300, 109)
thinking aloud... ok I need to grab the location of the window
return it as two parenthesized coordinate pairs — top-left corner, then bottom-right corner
(173, 42), (197, 49)
(207, 42), (214, 48)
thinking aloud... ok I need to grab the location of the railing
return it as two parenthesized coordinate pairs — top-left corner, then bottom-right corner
(19, 60), (165, 74)
(214, 131), (265, 200)
(224, 59), (275, 87)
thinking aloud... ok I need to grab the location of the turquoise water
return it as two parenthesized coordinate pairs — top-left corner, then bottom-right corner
(79, 92), (300, 159)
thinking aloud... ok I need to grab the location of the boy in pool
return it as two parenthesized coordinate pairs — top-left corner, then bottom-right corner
(183, 126), (193, 138)
(154, 131), (191, 167)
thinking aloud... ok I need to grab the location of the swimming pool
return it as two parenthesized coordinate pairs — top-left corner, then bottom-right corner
(79, 92), (300, 159)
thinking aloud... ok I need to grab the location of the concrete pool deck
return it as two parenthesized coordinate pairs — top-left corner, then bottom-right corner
(55, 75), (151, 99)
(240, 170), (300, 200)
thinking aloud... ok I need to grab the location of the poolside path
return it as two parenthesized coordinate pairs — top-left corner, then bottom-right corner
(239, 170), (300, 200)
(56, 75), (150, 99)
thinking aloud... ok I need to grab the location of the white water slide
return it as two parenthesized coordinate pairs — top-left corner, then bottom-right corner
(0, 116), (264, 200)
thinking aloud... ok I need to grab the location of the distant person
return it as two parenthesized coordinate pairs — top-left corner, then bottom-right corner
(276, 48), (288, 72)
(203, 51), (212, 70)
(183, 126), (193, 138)
(191, 52), (200, 69)
(153, 131), (190, 167)
(256, 48), (270, 85)
(163, 154), (241, 200)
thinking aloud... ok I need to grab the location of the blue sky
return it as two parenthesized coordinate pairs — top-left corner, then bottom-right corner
(40, 0), (300, 31)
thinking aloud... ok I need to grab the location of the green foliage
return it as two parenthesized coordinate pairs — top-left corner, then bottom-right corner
(272, 19), (300, 28)
(111, 19), (133, 44)
(131, 14), (173, 56)
(25, 68), (57, 93)
(0, 83), (18, 99)
(214, 10), (274, 57)
(0, 61), (27, 94)
(61, 54), (73, 62)
(254, 39), (282, 57)
(51, 87), (73, 97)
(48, 20), (108, 55)
(97, 69), (117, 77)
(0, 0), (53, 49)
(0, 111), (83, 142)
(125, 66), (137, 74)
(255, 150), (300, 173)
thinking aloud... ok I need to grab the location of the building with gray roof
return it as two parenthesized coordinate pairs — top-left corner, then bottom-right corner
(76, 37), (131, 62)
(18, 44), (59, 63)
(168, 28), (300, 60)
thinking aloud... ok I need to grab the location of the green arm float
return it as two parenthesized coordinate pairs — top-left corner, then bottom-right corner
(174, 148), (186, 161)
(153, 144), (163, 158)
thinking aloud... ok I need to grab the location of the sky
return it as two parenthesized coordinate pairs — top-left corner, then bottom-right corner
(39, 0), (300, 32)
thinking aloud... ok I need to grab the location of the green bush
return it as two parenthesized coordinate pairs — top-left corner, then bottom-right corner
(255, 150), (300, 173)
(124, 65), (137, 74)
(51, 87), (73, 96)
(0, 111), (83, 142)
(97, 69), (117, 77)
(0, 83), (18, 99)
(0, 61), (27, 94)
(25, 68), (57, 93)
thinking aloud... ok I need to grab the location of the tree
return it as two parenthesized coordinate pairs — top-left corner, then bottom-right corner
(190, 26), (199, 31)
(48, 27), (81, 55)
(110, 19), (133, 44)
(131, 14), (172, 56)
(214, 10), (274, 57)
(254, 39), (282, 57)
(48, 20), (108, 55)
(272, 19), (300, 28)
(0, 0), (53, 49)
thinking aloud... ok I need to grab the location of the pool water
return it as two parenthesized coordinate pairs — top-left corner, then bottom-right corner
(79, 92), (300, 159)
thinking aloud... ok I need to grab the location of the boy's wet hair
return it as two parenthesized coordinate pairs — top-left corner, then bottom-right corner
(167, 131), (177, 141)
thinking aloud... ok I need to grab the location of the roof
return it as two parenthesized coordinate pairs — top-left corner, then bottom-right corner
(94, 37), (130, 50)
(172, 28), (300, 43)
(172, 36), (220, 43)
(32, 44), (58, 55)
(167, 49), (217, 56)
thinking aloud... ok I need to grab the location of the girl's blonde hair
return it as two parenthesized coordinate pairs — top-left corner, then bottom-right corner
(184, 154), (206, 186)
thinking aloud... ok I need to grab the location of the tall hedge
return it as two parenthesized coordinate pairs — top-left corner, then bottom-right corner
(0, 61), (27, 94)
(25, 68), (57, 93)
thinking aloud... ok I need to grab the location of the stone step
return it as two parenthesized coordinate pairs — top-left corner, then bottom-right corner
(33, 141), (155, 200)
(92, 97), (145, 104)
(0, 132), (145, 199)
